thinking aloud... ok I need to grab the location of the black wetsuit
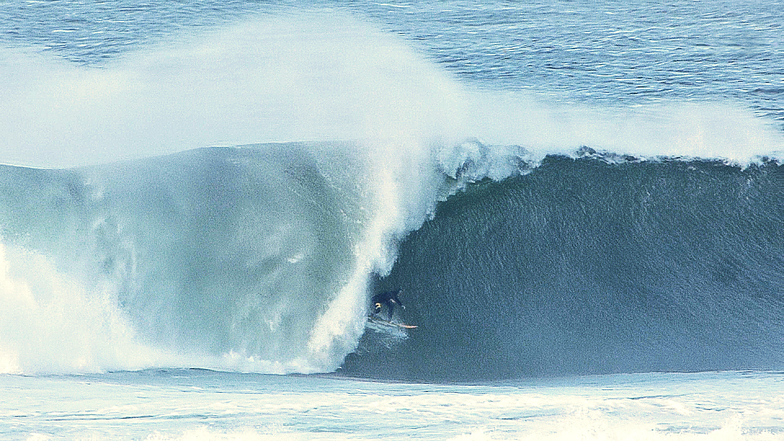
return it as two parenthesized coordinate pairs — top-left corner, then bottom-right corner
(371, 290), (403, 321)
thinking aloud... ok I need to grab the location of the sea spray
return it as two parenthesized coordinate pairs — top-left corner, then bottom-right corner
(0, 12), (469, 168)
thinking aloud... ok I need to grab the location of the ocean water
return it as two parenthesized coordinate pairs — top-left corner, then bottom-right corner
(1, 0), (783, 439)
(2, 370), (784, 440)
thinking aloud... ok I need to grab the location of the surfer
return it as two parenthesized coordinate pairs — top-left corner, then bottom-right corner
(371, 289), (404, 321)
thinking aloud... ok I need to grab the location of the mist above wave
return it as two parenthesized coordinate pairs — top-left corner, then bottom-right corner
(1, 10), (781, 169)
(0, 11), (468, 168)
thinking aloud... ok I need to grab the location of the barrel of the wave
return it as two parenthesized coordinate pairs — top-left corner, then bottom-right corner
(342, 155), (784, 381)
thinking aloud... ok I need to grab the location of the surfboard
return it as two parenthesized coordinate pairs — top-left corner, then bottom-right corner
(367, 316), (418, 329)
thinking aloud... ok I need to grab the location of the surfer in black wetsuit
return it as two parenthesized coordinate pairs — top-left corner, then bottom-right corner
(371, 289), (404, 321)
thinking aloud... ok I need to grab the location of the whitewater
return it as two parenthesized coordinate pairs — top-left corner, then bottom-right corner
(1, 1), (783, 439)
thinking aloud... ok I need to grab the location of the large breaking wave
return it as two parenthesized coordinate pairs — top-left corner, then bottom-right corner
(0, 12), (782, 378)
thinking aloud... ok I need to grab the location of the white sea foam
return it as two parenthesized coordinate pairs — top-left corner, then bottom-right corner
(2, 371), (780, 440)
(0, 242), (161, 374)
(465, 91), (784, 166)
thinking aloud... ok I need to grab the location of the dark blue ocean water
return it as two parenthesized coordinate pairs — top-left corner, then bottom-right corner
(1, 1), (783, 438)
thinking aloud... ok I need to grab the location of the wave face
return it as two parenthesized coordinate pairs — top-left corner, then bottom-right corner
(0, 142), (446, 374)
(1, 144), (782, 379)
(343, 155), (784, 381)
